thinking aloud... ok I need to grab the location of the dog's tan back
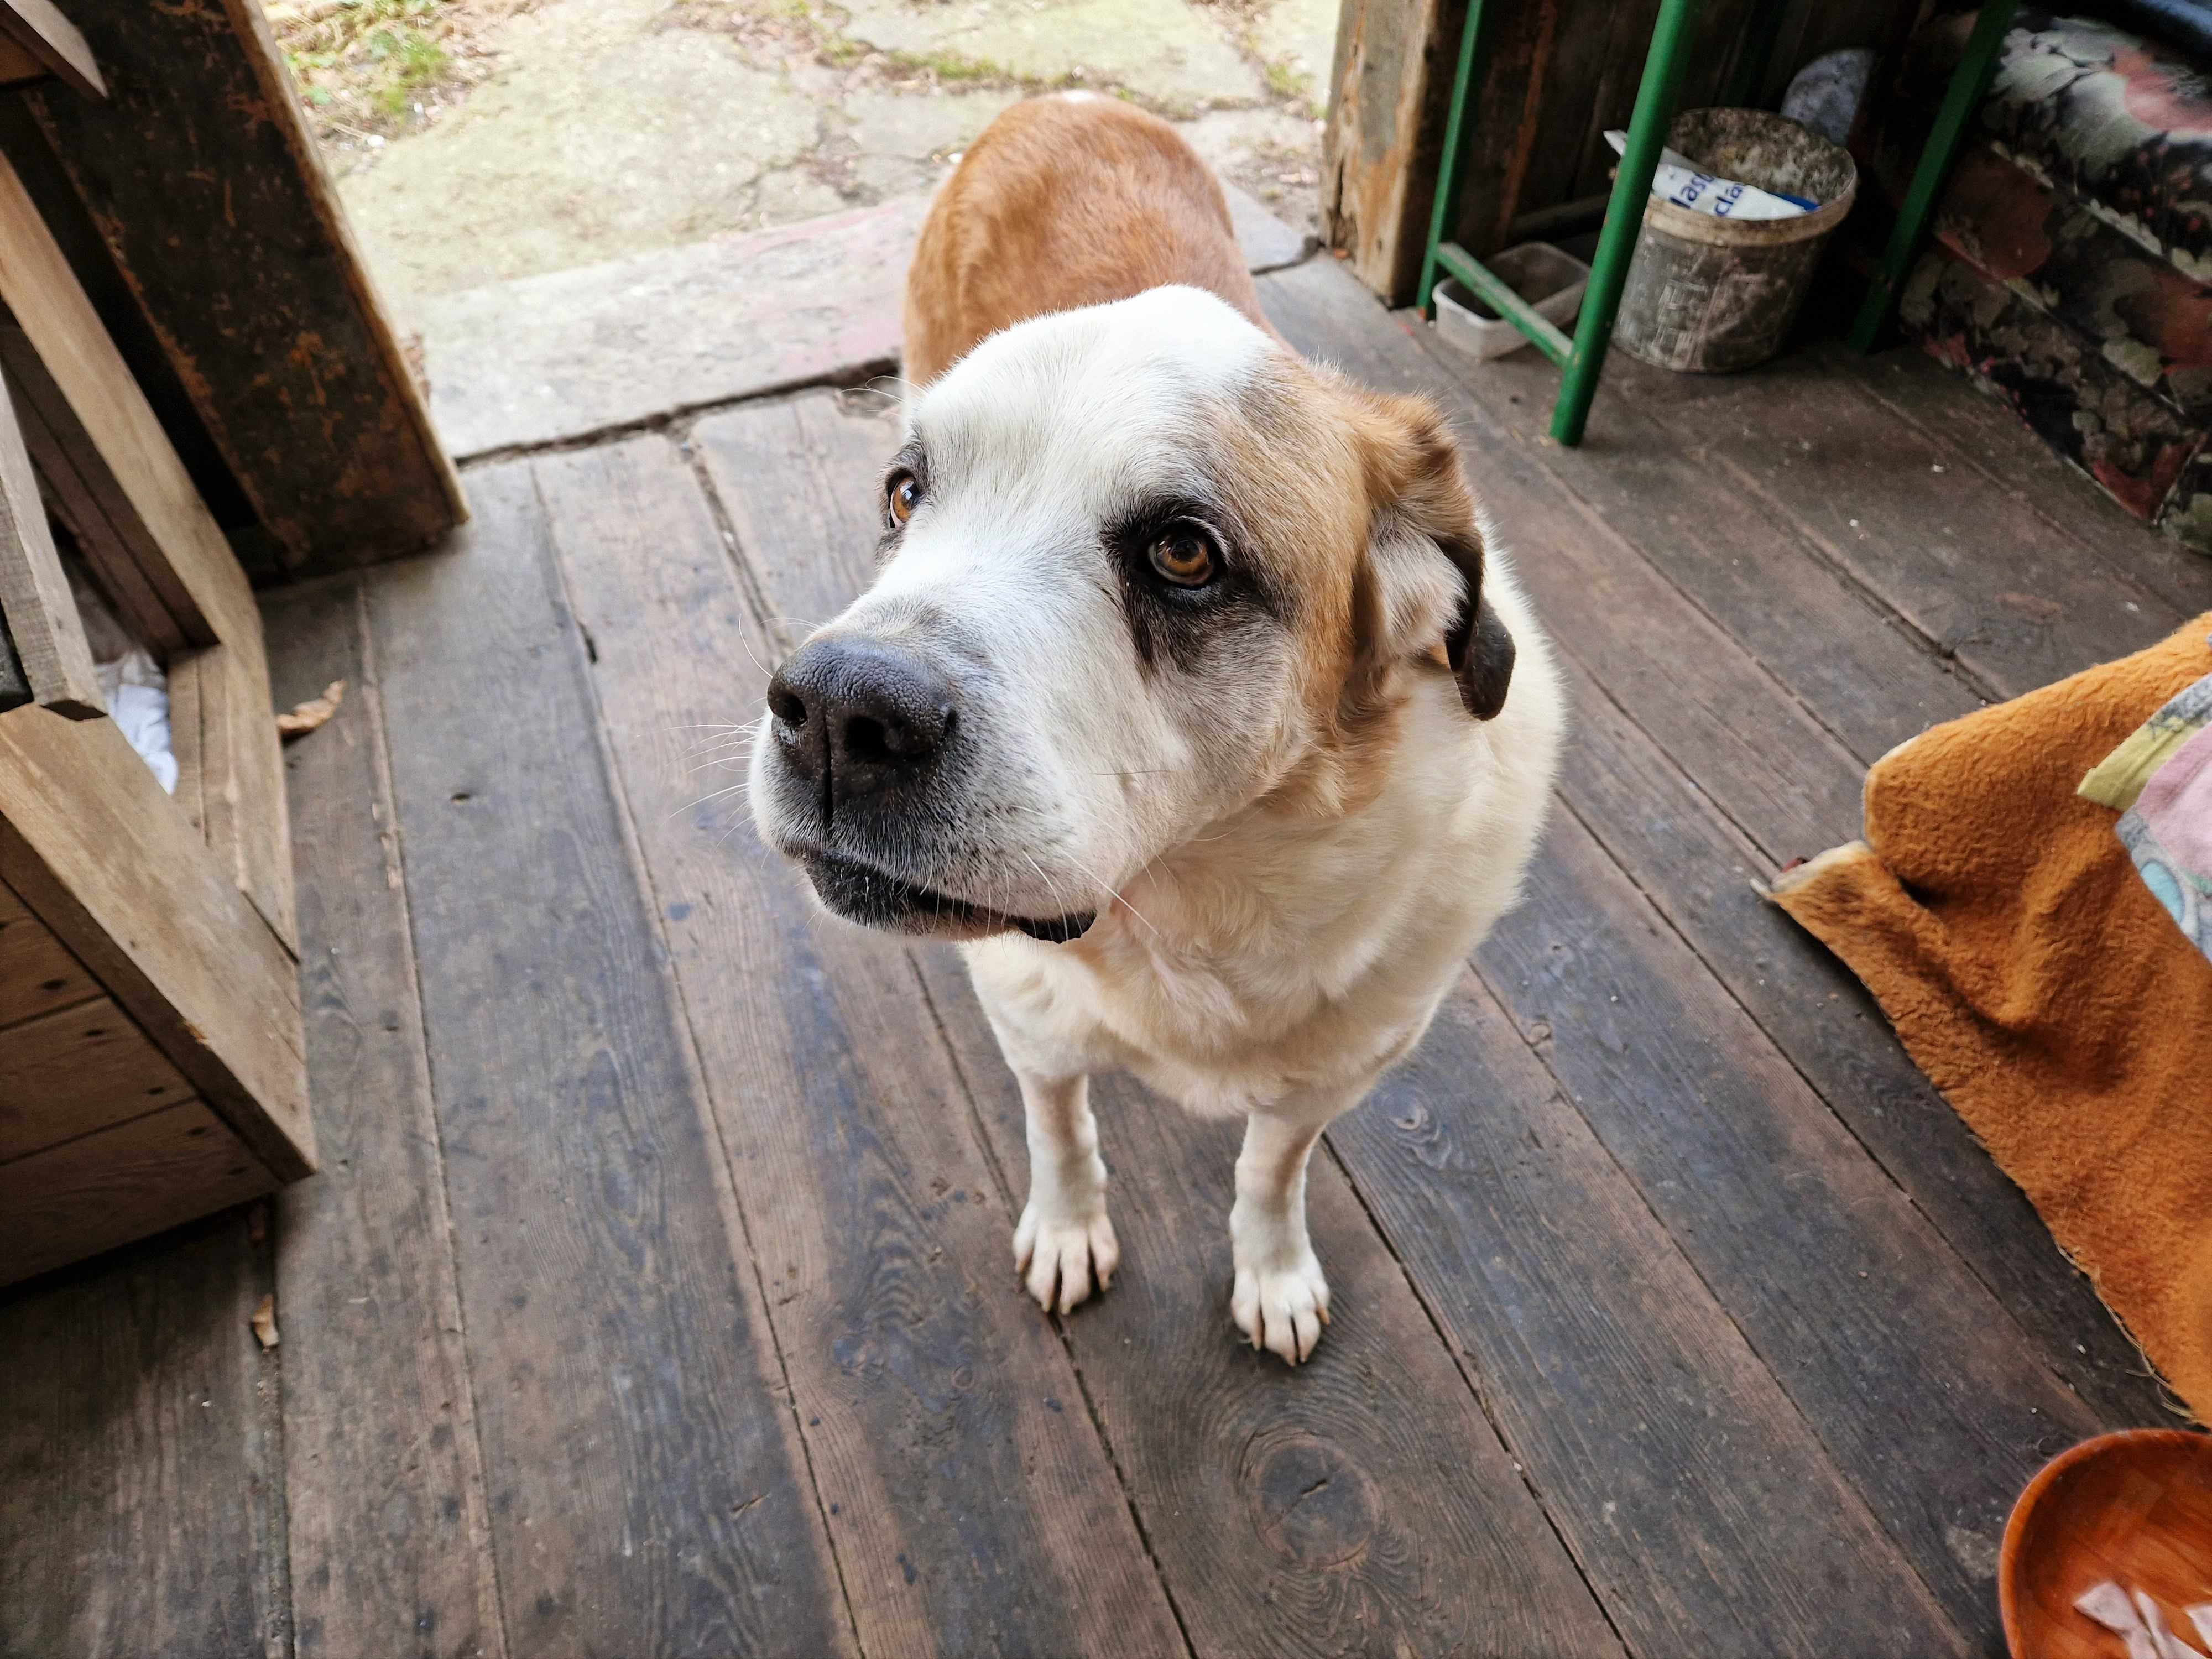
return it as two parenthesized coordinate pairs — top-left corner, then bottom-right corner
(902, 93), (1280, 387)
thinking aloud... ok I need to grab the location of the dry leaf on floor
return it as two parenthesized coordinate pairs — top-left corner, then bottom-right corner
(278, 680), (346, 740)
(251, 1293), (279, 1349)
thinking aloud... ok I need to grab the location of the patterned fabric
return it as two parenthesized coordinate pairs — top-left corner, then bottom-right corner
(2116, 802), (2211, 959)
(1902, 247), (2205, 519)
(2135, 718), (2212, 874)
(2081, 662), (2212, 806)
(2081, 647), (2212, 960)
(1982, 12), (2212, 270)
(1896, 9), (2212, 552)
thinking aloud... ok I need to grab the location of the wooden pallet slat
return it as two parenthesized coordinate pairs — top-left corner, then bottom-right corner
(0, 1098), (274, 1287)
(0, 0), (101, 100)
(0, 150), (299, 953)
(0, 357), (98, 716)
(0, 708), (310, 1178)
(0, 881), (93, 1025)
(0, 994), (190, 1162)
(0, 323), (195, 657)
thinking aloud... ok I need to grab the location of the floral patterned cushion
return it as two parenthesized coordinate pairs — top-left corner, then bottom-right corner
(1983, 10), (2212, 272)
(1897, 8), (2212, 549)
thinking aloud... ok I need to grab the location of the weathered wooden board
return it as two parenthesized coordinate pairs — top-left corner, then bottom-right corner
(1479, 813), (2104, 1640)
(0, 361), (100, 715)
(1266, 254), (2173, 1430)
(697, 391), (1625, 1657)
(0, 593), (25, 708)
(1540, 607), (2172, 1428)
(262, 573), (509, 1659)
(0, 702), (310, 1177)
(1833, 343), (2212, 627)
(0, 880), (93, 1026)
(0, 994), (190, 1163)
(363, 462), (858, 1659)
(0, 0), (101, 99)
(0, 324), (194, 657)
(1680, 366), (2183, 698)
(1423, 338), (1987, 764)
(1318, 0), (1458, 302)
(536, 432), (1195, 1659)
(166, 648), (205, 834)
(16, 0), (464, 575)
(0, 1212), (284, 1656)
(191, 639), (298, 959)
(0, 1097), (274, 1287)
(1332, 969), (1967, 1655)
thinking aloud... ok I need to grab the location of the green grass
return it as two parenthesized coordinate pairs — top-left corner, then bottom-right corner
(1262, 58), (1307, 102)
(883, 45), (1008, 82)
(268, 0), (473, 131)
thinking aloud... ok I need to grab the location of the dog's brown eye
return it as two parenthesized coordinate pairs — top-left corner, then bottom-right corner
(886, 471), (922, 526)
(1149, 524), (1216, 587)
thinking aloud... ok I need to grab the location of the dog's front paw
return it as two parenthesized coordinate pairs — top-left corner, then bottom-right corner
(1229, 1209), (1331, 1364)
(1013, 1201), (1119, 1314)
(1230, 1253), (1331, 1364)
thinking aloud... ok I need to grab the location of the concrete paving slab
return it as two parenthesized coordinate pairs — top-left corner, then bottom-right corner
(422, 185), (1312, 456)
(340, 0), (825, 322)
(1224, 181), (1315, 273)
(836, 0), (1262, 116)
(424, 196), (923, 456)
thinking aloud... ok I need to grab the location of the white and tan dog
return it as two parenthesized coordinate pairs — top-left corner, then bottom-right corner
(751, 93), (1563, 1363)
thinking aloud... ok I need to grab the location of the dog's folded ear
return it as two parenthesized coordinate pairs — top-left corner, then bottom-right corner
(1358, 393), (1515, 721)
(1446, 583), (1516, 721)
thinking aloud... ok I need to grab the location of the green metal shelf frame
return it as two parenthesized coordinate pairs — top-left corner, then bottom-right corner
(1418, 0), (1709, 447)
(1848, 0), (2019, 350)
(1418, 0), (2025, 435)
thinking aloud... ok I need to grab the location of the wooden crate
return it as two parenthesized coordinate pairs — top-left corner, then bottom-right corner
(0, 119), (309, 1286)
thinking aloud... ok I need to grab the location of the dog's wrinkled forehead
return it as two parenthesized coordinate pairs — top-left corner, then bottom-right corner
(910, 285), (1277, 500)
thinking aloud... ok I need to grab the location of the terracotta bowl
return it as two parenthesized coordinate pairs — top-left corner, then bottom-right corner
(2001, 1428), (2212, 1657)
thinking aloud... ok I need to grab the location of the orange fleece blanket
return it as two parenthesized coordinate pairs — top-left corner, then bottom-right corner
(1771, 615), (2212, 1422)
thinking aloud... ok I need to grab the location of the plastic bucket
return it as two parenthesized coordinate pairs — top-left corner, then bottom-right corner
(1613, 108), (1857, 373)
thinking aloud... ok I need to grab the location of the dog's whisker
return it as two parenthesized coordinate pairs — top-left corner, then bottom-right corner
(1056, 849), (1159, 941)
(671, 780), (753, 822)
(676, 722), (767, 757)
(731, 628), (779, 682)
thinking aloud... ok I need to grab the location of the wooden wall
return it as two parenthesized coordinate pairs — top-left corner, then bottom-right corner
(1323, 0), (1918, 305)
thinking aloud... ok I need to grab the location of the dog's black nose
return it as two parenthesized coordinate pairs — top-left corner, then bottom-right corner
(767, 637), (956, 812)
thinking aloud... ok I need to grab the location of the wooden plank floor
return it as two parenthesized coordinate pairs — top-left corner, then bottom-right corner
(3, 247), (2200, 1659)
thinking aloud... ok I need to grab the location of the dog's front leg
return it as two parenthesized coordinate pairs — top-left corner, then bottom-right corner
(1011, 1072), (1119, 1314)
(1229, 1098), (1351, 1365)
